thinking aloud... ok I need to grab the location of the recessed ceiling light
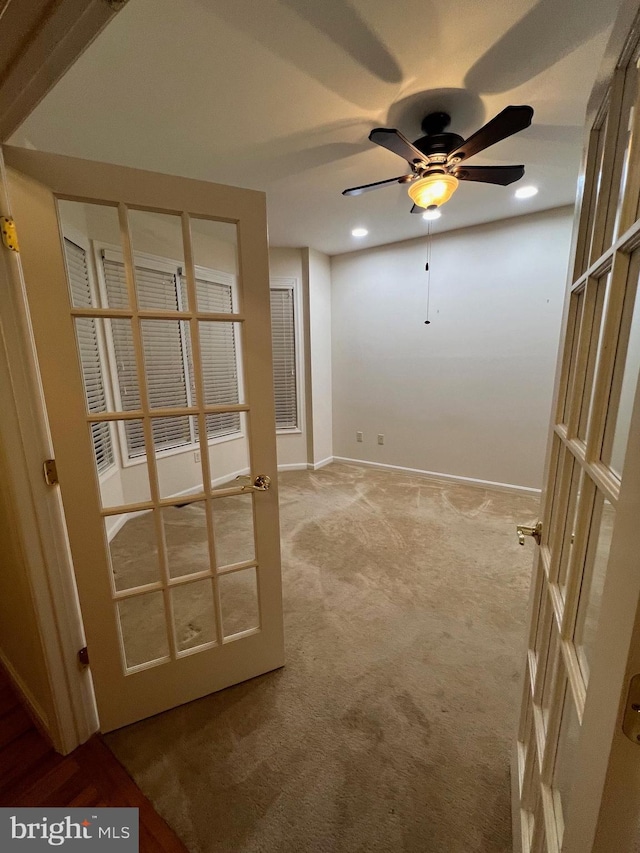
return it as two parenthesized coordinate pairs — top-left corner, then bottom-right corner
(422, 210), (442, 221)
(351, 227), (368, 237)
(515, 185), (538, 199)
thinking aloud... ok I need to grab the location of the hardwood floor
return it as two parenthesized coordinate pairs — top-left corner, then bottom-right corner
(0, 667), (188, 852)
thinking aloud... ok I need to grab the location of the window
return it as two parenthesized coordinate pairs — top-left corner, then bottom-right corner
(270, 284), (298, 430)
(63, 239), (114, 474)
(67, 240), (299, 472)
(100, 251), (241, 461)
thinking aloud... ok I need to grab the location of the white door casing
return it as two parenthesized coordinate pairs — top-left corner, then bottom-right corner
(3, 145), (285, 732)
(512, 9), (640, 853)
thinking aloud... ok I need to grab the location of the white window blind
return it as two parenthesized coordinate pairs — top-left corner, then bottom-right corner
(102, 257), (241, 459)
(137, 262), (190, 453)
(270, 286), (297, 430)
(64, 239), (114, 474)
(188, 276), (241, 437)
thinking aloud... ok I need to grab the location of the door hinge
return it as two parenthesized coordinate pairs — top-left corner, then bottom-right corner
(0, 217), (19, 253)
(43, 459), (59, 486)
(77, 647), (89, 667)
(623, 674), (640, 744)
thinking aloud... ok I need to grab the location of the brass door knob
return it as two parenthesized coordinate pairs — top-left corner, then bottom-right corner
(235, 474), (272, 492)
(517, 521), (542, 546)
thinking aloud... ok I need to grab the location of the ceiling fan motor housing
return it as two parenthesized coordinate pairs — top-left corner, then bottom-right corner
(413, 132), (464, 164)
(412, 112), (464, 166)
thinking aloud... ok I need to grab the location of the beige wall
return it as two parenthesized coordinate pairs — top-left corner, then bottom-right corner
(306, 248), (333, 467)
(331, 207), (574, 490)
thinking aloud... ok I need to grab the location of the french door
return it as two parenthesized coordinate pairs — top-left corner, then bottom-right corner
(3, 145), (284, 732)
(513, 21), (640, 853)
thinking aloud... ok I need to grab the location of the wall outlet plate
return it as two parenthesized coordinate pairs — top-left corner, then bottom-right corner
(377, 434), (384, 445)
(356, 431), (363, 442)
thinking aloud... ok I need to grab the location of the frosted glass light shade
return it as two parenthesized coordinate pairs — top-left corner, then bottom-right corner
(408, 173), (459, 209)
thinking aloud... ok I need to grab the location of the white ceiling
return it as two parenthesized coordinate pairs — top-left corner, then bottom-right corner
(10, 0), (625, 255)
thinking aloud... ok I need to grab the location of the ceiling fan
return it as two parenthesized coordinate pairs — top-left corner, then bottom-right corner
(342, 105), (534, 213)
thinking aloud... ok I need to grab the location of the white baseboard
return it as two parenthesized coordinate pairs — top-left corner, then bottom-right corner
(278, 463), (309, 472)
(332, 456), (541, 496)
(105, 513), (128, 542)
(310, 456), (334, 471)
(0, 649), (51, 744)
(211, 467), (250, 488)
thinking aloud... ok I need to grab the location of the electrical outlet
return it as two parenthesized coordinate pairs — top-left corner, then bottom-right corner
(377, 434), (384, 445)
(194, 450), (201, 462)
(356, 431), (363, 442)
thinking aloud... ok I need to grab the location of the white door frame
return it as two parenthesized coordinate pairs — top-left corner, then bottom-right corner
(0, 0), (130, 757)
(0, 148), (98, 752)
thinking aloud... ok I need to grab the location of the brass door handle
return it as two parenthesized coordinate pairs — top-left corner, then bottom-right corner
(235, 474), (271, 492)
(517, 521), (542, 546)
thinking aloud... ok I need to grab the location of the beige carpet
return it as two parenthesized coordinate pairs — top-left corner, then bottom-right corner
(105, 462), (539, 853)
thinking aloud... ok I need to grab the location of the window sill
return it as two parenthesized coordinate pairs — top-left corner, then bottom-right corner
(98, 463), (118, 482)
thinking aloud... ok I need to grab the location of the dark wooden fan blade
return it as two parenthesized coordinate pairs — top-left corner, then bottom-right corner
(342, 174), (413, 196)
(410, 204), (424, 214)
(447, 106), (533, 163)
(369, 128), (426, 164)
(452, 165), (525, 185)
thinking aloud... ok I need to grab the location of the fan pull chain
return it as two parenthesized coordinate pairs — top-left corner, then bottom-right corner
(424, 222), (432, 325)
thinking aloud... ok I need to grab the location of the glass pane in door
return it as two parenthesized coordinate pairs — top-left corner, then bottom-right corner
(552, 680), (581, 848)
(208, 412), (250, 489)
(151, 415), (200, 499)
(189, 218), (239, 307)
(128, 209), (186, 309)
(211, 491), (256, 567)
(90, 419), (151, 508)
(541, 625), (561, 735)
(587, 113), (609, 266)
(117, 591), (170, 669)
(578, 274), (611, 440)
(603, 271), (640, 478)
(219, 567), (260, 637)
(575, 497), (615, 682)
(172, 579), (217, 652)
(562, 289), (586, 424)
(558, 466), (585, 597)
(141, 320), (190, 411)
(106, 510), (161, 592)
(162, 502), (212, 579)
(548, 450), (576, 572)
(57, 199), (127, 304)
(199, 321), (244, 406)
(613, 65), (638, 239)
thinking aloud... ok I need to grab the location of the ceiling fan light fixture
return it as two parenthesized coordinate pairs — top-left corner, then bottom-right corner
(408, 173), (459, 209)
(422, 209), (442, 221)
